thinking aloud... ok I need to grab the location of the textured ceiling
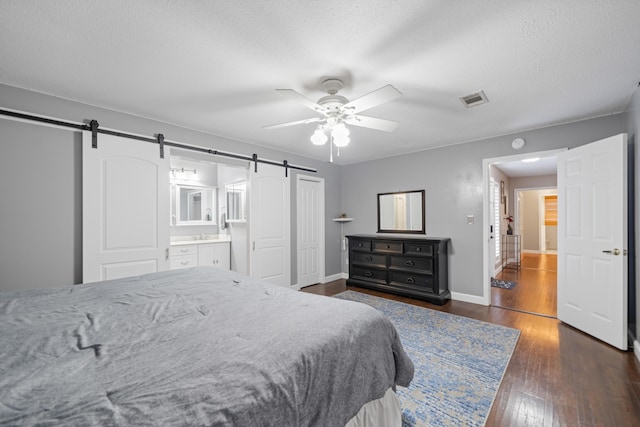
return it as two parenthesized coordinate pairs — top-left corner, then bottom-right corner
(1, 1), (640, 165)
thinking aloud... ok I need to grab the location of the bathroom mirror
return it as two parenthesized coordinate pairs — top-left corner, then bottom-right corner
(175, 185), (216, 225)
(377, 190), (425, 234)
(225, 181), (246, 222)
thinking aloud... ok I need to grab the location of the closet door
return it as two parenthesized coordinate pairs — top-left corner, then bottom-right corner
(296, 175), (323, 287)
(82, 132), (170, 283)
(249, 163), (291, 287)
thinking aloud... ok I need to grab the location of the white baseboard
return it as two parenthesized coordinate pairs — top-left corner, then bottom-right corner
(323, 272), (347, 282)
(451, 291), (489, 306)
(635, 340), (640, 363)
(296, 273), (346, 290)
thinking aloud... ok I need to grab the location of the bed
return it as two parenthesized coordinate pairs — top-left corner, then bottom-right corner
(0, 267), (413, 426)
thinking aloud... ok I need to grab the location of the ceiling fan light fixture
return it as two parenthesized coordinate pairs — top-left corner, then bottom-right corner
(265, 77), (402, 160)
(310, 125), (328, 145)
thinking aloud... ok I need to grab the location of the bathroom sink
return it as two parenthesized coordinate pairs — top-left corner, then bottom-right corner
(170, 235), (231, 245)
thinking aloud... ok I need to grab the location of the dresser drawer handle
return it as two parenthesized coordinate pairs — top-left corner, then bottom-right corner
(180, 248), (189, 253)
(180, 260), (190, 265)
(415, 247), (422, 252)
(405, 260), (414, 267)
(364, 271), (373, 277)
(365, 256), (373, 262)
(406, 277), (415, 284)
(358, 243), (364, 247)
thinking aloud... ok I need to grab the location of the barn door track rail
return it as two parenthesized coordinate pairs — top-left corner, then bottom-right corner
(0, 108), (316, 176)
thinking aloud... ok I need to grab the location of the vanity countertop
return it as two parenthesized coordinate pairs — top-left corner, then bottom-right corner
(170, 235), (231, 246)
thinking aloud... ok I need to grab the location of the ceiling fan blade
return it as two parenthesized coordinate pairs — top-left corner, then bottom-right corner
(276, 89), (327, 114)
(344, 115), (399, 132)
(263, 117), (324, 130)
(343, 84), (402, 114)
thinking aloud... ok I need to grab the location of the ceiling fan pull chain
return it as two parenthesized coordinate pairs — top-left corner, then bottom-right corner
(329, 137), (333, 163)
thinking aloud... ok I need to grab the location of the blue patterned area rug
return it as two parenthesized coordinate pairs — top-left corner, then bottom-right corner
(335, 291), (520, 427)
(491, 277), (518, 290)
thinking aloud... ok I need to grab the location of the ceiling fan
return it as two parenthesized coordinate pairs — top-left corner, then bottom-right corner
(264, 78), (402, 148)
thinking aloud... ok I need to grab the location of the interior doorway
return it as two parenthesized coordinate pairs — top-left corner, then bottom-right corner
(493, 187), (558, 317)
(483, 148), (564, 316)
(493, 254), (557, 317)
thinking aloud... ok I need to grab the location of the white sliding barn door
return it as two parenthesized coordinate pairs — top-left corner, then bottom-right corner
(557, 133), (627, 350)
(83, 132), (170, 283)
(249, 163), (291, 287)
(297, 175), (324, 287)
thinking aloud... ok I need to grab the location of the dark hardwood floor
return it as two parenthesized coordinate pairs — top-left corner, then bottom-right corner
(302, 279), (640, 426)
(493, 253), (557, 317)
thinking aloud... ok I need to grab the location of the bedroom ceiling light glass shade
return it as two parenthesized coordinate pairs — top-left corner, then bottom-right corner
(310, 125), (328, 145)
(310, 122), (350, 147)
(332, 122), (349, 137)
(328, 122), (350, 147)
(332, 134), (350, 147)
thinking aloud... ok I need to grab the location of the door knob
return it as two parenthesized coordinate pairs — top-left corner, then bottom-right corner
(602, 248), (621, 255)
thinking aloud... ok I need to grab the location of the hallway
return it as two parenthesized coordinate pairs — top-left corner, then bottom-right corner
(493, 253), (557, 317)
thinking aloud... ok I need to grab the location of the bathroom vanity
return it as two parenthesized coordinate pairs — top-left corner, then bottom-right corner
(170, 235), (231, 270)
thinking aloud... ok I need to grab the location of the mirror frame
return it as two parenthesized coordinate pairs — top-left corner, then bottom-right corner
(377, 190), (425, 234)
(174, 184), (217, 226)
(225, 181), (247, 223)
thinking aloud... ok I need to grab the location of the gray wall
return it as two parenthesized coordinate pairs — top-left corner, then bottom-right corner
(0, 81), (631, 300)
(0, 84), (342, 291)
(341, 113), (626, 298)
(0, 119), (82, 290)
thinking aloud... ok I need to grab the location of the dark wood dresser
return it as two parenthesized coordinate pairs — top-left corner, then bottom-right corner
(346, 234), (450, 305)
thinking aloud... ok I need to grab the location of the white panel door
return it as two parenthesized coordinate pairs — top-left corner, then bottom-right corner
(557, 133), (627, 350)
(297, 176), (323, 287)
(249, 163), (291, 287)
(83, 132), (170, 283)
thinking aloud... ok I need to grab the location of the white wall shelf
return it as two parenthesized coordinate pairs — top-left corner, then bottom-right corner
(332, 218), (354, 223)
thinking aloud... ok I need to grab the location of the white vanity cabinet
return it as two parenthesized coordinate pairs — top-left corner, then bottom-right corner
(169, 240), (230, 270)
(169, 245), (198, 270)
(198, 242), (230, 269)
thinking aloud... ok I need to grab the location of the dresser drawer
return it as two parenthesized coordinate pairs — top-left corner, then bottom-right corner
(170, 245), (198, 256)
(350, 239), (372, 251)
(389, 271), (435, 293)
(346, 235), (450, 305)
(372, 240), (403, 253)
(351, 266), (387, 285)
(404, 242), (433, 256)
(389, 255), (433, 274)
(170, 254), (198, 269)
(351, 252), (386, 267)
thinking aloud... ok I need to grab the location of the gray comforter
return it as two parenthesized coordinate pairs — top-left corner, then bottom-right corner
(0, 267), (413, 426)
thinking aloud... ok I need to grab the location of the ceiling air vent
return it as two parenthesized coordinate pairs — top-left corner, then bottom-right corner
(460, 90), (489, 108)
